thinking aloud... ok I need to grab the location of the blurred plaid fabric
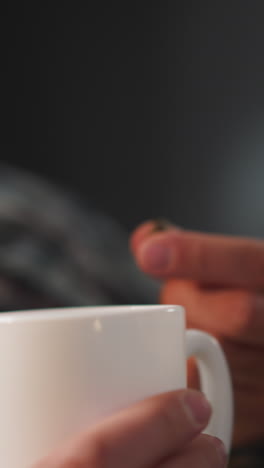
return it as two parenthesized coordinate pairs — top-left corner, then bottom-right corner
(0, 164), (159, 312)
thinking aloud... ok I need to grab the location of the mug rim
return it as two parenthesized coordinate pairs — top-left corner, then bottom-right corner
(0, 304), (185, 324)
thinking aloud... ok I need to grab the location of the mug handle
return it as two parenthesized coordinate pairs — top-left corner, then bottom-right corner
(186, 329), (233, 452)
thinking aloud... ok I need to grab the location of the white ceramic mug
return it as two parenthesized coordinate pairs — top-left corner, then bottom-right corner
(0, 305), (233, 467)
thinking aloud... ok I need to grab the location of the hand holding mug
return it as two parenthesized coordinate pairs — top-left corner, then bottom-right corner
(131, 221), (264, 445)
(0, 305), (232, 467)
(33, 389), (226, 467)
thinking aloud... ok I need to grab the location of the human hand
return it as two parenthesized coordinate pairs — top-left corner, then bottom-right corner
(131, 221), (264, 446)
(33, 389), (226, 467)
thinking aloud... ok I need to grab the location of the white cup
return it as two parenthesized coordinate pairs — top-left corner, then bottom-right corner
(0, 305), (233, 467)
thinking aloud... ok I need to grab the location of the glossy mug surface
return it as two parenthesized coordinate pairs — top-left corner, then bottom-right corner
(0, 305), (233, 467)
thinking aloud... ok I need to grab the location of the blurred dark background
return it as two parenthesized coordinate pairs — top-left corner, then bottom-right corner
(1, 2), (264, 236)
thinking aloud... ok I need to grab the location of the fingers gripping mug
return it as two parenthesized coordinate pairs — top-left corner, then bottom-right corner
(0, 305), (233, 467)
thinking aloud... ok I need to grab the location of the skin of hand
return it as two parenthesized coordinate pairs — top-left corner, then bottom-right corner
(131, 220), (264, 447)
(32, 389), (226, 468)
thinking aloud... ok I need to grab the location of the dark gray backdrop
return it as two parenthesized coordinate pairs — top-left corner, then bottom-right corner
(1, 2), (264, 235)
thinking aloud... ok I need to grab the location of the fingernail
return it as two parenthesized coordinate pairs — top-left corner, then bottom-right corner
(211, 437), (227, 464)
(183, 391), (212, 426)
(151, 218), (175, 233)
(140, 242), (172, 271)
